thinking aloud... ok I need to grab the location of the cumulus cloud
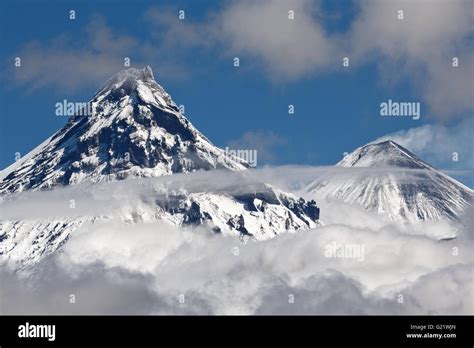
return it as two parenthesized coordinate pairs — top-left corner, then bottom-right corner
(0, 168), (472, 315)
(210, 0), (473, 117)
(148, 0), (473, 117)
(1, 212), (471, 315)
(212, 0), (339, 80)
(348, 0), (473, 119)
(144, 1), (340, 80)
(400, 264), (473, 314)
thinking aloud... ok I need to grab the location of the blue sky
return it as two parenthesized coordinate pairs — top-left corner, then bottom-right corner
(0, 0), (472, 185)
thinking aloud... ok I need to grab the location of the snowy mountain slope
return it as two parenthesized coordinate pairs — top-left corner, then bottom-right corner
(0, 66), (248, 195)
(0, 66), (322, 269)
(307, 140), (473, 226)
(0, 180), (321, 269)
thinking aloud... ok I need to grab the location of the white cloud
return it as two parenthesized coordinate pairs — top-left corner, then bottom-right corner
(227, 130), (287, 164)
(213, 0), (339, 81)
(1, 169), (472, 314)
(8, 1), (473, 118)
(10, 16), (137, 92)
(348, 0), (474, 119)
(0, 166), (458, 221)
(400, 264), (473, 314)
(1, 214), (471, 314)
(212, 0), (473, 117)
(8, 15), (190, 93)
(217, 0), (473, 118)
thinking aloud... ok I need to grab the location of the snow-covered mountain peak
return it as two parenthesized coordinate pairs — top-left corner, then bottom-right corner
(0, 66), (249, 194)
(107, 65), (155, 85)
(95, 65), (178, 113)
(338, 140), (433, 169)
(308, 140), (473, 230)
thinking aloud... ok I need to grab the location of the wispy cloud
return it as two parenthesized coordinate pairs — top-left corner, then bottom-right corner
(1, 166), (464, 221)
(7, 14), (190, 93)
(227, 130), (287, 164)
(9, 16), (137, 92)
(375, 117), (474, 171)
(6, 1), (473, 118)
